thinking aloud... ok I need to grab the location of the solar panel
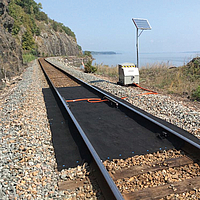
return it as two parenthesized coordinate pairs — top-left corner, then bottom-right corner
(132, 18), (151, 30)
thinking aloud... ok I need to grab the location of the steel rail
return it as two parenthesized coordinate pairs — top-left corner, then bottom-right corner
(38, 59), (124, 200)
(45, 58), (200, 156)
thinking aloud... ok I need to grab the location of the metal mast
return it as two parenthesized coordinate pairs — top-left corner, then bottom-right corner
(132, 18), (152, 68)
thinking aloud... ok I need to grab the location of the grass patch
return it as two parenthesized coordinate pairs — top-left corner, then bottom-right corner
(139, 58), (200, 100)
(94, 63), (118, 78)
(22, 53), (37, 64)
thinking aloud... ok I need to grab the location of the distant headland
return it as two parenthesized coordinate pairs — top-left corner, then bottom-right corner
(90, 51), (117, 55)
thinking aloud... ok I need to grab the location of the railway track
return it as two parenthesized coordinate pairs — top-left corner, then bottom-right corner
(38, 58), (200, 200)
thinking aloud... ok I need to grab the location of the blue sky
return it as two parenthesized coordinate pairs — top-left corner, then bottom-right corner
(35, 0), (200, 53)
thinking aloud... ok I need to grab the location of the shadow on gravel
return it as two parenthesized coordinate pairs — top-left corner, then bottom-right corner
(42, 87), (87, 171)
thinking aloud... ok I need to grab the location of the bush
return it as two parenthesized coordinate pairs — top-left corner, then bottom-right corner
(192, 86), (200, 101)
(84, 51), (92, 58)
(77, 45), (82, 51)
(9, 0), (41, 36)
(31, 48), (39, 56)
(22, 53), (36, 64)
(14, 0), (42, 15)
(22, 30), (35, 50)
(61, 25), (76, 40)
(84, 60), (97, 73)
(49, 20), (76, 41)
(35, 11), (48, 23)
(52, 20), (58, 31)
(12, 20), (21, 35)
(8, 1), (23, 34)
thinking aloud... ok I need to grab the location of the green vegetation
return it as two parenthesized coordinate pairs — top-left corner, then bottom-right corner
(22, 53), (37, 64)
(49, 19), (76, 41)
(8, 0), (43, 62)
(84, 51), (93, 58)
(22, 30), (35, 50)
(14, 0), (42, 15)
(61, 25), (76, 40)
(77, 45), (82, 52)
(192, 86), (200, 101)
(139, 57), (200, 101)
(8, 0), (41, 35)
(84, 60), (97, 73)
(22, 49), (38, 63)
(8, 0), (77, 62)
(35, 11), (48, 23)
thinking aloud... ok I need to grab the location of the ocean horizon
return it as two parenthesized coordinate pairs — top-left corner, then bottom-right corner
(92, 51), (200, 67)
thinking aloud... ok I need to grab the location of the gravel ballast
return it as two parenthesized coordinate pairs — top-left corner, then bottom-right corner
(0, 60), (64, 199)
(0, 60), (104, 199)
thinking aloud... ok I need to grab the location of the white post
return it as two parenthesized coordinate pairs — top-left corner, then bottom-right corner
(136, 28), (139, 68)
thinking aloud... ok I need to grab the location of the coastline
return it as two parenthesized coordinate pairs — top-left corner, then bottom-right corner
(92, 51), (200, 67)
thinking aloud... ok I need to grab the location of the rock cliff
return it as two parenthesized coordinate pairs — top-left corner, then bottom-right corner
(0, 0), (23, 83)
(0, 0), (82, 86)
(35, 22), (81, 57)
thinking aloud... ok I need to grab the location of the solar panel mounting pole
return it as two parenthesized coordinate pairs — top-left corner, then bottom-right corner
(136, 28), (139, 69)
(132, 18), (151, 68)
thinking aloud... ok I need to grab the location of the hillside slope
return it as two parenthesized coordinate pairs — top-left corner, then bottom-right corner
(0, 0), (23, 82)
(35, 21), (80, 57)
(0, 0), (82, 86)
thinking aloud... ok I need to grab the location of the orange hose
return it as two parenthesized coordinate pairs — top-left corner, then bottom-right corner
(66, 84), (156, 104)
(88, 98), (108, 103)
(134, 83), (158, 95)
(66, 98), (108, 103)
(66, 97), (127, 103)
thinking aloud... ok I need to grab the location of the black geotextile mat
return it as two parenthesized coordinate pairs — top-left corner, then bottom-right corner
(93, 84), (200, 144)
(42, 88), (83, 170)
(57, 85), (200, 161)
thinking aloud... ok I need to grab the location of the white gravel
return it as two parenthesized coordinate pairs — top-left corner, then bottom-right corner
(0, 60), (65, 199)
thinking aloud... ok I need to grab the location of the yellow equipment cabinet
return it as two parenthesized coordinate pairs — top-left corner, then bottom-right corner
(118, 63), (139, 85)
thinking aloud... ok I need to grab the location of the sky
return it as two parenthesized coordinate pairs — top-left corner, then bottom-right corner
(34, 0), (200, 54)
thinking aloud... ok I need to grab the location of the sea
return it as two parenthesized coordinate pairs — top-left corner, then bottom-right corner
(91, 51), (200, 67)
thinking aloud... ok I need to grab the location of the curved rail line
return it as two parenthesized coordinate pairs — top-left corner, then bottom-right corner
(39, 58), (200, 200)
